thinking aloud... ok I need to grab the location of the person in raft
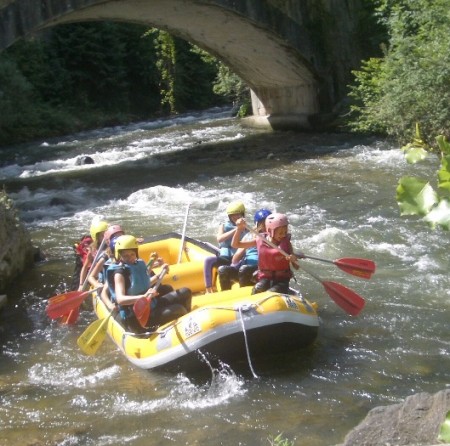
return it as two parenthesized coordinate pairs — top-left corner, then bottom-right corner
(252, 213), (300, 295)
(106, 235), (192, 332)
(77, 219), (109, 291)
(203, 200), (248, 293)
(218, 208), (272, 290)
(88, 223), (125, 291)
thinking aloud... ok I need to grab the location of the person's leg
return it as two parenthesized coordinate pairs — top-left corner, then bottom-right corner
(218, 265), (239, 290)
(158, 287), (192, 312)
(252, 278), (270, 294)
(150, 304), (187, 327)
(203, 255), (218, 292)
(269, 280), (291, 294)
(238, 265), (257, 287)
(157, 284), (174, 296)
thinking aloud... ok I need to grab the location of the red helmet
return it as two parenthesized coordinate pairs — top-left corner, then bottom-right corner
(265, 213), (289, 237)
(104, 224), (124, 243)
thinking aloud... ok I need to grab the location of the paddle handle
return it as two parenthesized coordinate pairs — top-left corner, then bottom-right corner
(146, 252), (158, 268)
(177, 203), (190, 264)
(301, 254), (333, 264)
(244, 224), (291, 257)
(148, 266), (169, 294)
(81, 236), (107, 292)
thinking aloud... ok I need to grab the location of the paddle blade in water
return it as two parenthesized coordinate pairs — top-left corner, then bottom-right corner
(335, 258), (376, 279)
(46, 290), (91, 319)
(133, 297), (150, 328)
(322, 281), (366, 316)
(61, 307), (80, 325)
(77, 317), (110, 356)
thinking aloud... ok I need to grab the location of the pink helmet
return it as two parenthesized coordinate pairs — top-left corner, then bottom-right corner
(265, 213), (289, 237)
(104, 224), (124, 243)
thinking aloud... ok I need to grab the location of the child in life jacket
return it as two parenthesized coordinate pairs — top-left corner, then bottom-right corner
(218, 208), (272, 290)
(203, 200), (248, 293)
(252, 213), (299, 295)
(88, 223), (125, 291)
(106, 235), (192, 332)
(78, 219), (109, 291)
(70, 234), (93, 291)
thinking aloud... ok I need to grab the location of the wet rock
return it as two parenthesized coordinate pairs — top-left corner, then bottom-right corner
(0, 189), (36, 293)
(76, 155), (95, 165)
(338, 389), (450, 446)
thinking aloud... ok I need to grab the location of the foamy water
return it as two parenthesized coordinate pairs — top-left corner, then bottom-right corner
(0, 107), (448, 445)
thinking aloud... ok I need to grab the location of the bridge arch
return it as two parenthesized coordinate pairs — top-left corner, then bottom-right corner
(0, 0), (352, 129)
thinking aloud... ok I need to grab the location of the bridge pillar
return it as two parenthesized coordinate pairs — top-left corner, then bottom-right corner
(245, 84), (319, 130)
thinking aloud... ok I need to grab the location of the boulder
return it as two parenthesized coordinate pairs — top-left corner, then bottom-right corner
(338, 389), (450, 446)
(0, 189), (37, 293)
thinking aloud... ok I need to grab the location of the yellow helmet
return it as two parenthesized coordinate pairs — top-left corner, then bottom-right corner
(226, 201), (245, 215)
(90, 220), (109, 240)
(114, 235), (138, 259)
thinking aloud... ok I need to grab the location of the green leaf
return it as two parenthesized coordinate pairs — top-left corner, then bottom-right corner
(438, 155), (450, 192)
(438, 411), (450, 443)
(423, 199), (450, 230)
(403, 146), (429, 164)
(396, 176), (438, 216)
(436, 135), (450, 156)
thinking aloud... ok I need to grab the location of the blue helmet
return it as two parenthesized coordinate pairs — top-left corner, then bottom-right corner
(254, 208), (272, 224)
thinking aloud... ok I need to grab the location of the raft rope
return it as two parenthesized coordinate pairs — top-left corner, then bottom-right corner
(120, 294), (311, 373)
(120, 293), (306, 340)
(237, 304), (259, 378)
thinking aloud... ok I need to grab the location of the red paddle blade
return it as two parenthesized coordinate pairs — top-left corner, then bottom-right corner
(46, 290), (90, 320)
(61, 307), (80, 325)
(133, 297), (150, 328)
(322, 281), (366, 316)
(335, 258), (376, 279)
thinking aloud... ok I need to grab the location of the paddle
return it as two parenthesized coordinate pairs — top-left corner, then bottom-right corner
(146, 252), (158, 268)
(177, 203), (191, 264)
(77, 308), (115, 355)
(133, 266), (169, 328)
(244, 224), (366, 316)
(50, 237), (106, 323)
(294, 263), (365, 316)
(46, 288), (101, 320)
(296, 254), (376, 279)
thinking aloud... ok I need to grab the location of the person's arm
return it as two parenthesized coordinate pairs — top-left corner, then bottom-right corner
(114, 272), (157, 306)
(149, 263), (170, 286)
(88, 256), (105, 289)
(231, 248), (246, 266)
(231, 219), (255, 249)
(216, 223), (236, 244)
(100, 283), (115, 310)
(78, 251), (93, 290)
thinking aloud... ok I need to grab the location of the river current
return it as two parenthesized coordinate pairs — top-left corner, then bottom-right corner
(0, 107), (448, 445)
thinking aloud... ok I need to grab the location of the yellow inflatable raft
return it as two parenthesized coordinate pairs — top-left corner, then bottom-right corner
(93, 232), (320, 373)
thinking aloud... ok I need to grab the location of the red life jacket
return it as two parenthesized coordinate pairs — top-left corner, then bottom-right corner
(256, 233), (293, 280)
(74, 235), (93, 264)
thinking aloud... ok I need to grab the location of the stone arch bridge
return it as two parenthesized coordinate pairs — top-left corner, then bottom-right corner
(0, 0), (369, 130)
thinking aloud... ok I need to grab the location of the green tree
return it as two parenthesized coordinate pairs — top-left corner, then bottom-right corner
(0, 22), (243, 146)
(348, 0), (450, 145)
(152, 30), (222, 114)
(213, 63), (250, 116)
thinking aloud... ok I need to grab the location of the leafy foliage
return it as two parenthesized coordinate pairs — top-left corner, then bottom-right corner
(348, 0), (450, 145)
(213, 63), (250, 112)
(438, 411), (450, 443)
(151, 30), (227, 114)
(396, 125), (450, 229)
(0, 22), (244, 146)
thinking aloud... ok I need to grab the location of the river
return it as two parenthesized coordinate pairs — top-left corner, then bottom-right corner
(0, 107), (448, 446)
